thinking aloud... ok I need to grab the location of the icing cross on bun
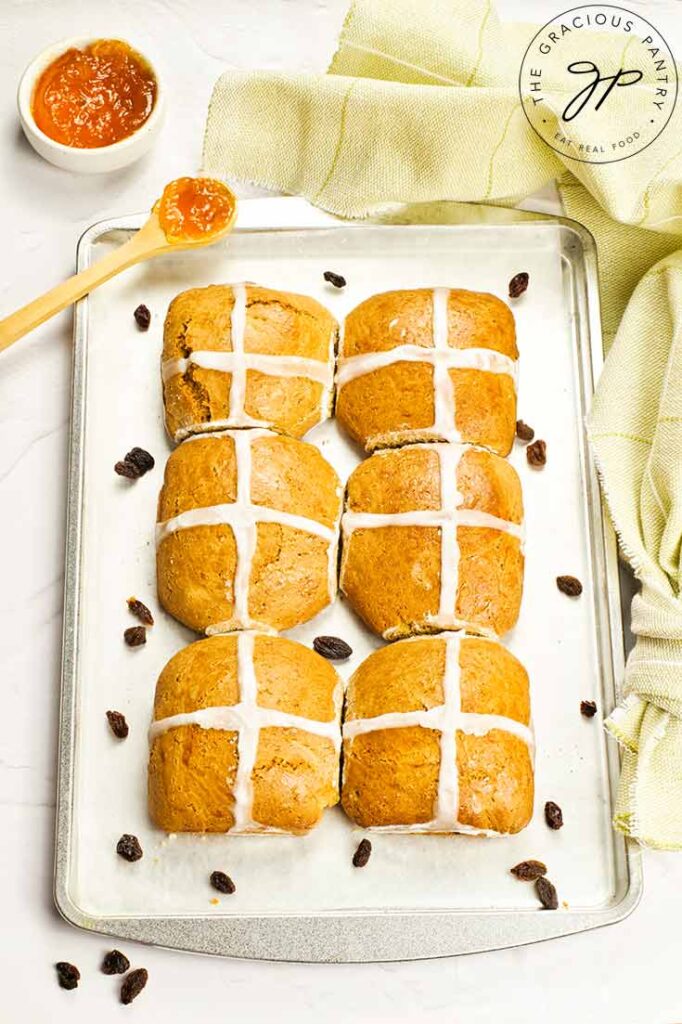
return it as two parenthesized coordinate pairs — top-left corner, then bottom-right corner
(336, 288), (518, 454)
(340, 443), (524, 639)
(162, 283), (337, 442)
(156, 429), (342, 634)
(342, 634), (534, 834)
(148, 633), (342, 834)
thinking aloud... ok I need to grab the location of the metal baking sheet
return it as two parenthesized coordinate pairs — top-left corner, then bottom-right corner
(55, 197), (641, 962)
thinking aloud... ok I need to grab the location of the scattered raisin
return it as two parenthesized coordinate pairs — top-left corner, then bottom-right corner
(114, 459), (138, 479)
(133, 304), (151, 330)
(127, 597), (154, 626)
(55, 962), (80, 990)
(313, 636), (353, 660)
(114, 447), (155, 479)
(106, 710), (129, 739)
(120, 968), (148, 1005)
(515, 420), (535, 442)
(536, 875), (559, 910)
(557, 575), (583, 597)
(127, 447), (154, 472)
(510, 859), (547, 881)
(101, 949), (130, 975)
(124, 626), (146, 647)
(508, 272), (529, 298)
(352, 838), (372, 867)
(210, 870), (236, 895)
(116, 834), (143, 862)
(544, 801), (564, 830)
(323, 270), (346, 289)
(581, 700), (598, 718)
(526, 439), (547, 468)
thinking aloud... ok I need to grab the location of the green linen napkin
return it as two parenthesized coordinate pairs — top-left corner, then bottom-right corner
(203, 0), (682, 345)
(590, 251), (682, 849)
(203, 0), (682, 847)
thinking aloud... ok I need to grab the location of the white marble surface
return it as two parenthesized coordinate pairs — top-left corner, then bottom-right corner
(1, 0), (682, 1020)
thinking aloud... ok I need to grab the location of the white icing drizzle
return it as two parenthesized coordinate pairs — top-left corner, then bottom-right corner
(342, 634), (534, 835)
(342, 506), (522, 538)
(324, 318), (337, 420)
(227, 283), (264, 428)
(156, 502), (336, 547)
(157, 429), (340, 628)
(343, 707), (532, 747)
(433, 637), (461, 830)
(334, 344), (517, 387)
(434, 443), (461, 622)
(164, 283), (335, 439)
(232, 631), (258, 829)
(341, 442), (524, 632)
(162, 351), (333, 385)
(233, 431), (256, 623)
(431, 287), (458, 439)
(150, 632), (341, 834)
(150, 704), (342, 743)
(335, 288), (518, 442)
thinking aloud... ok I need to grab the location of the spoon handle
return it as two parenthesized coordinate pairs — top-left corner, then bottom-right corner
(0, 229), (152, 353)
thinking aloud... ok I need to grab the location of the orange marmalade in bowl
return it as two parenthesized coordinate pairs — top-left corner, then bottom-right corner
(31, 39), (157, 148)
(157, 178), (236, 243)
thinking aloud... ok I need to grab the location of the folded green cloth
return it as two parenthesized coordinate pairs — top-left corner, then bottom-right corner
(203, 0), (682, 847)
(204, 0), (682, 345)
(590, 251), (682, 848)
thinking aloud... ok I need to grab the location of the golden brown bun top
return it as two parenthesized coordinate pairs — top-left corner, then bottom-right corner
(157, 430), (342, 529)
(153, 633), (342, 723)
(346, 444), (523, 524)
(343, 289), (517, 359)
(345, 635), (529, 725)
(163, 283), (336, 361)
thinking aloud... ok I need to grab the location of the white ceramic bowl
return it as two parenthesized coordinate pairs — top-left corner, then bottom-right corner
(17, 36), (164, 173)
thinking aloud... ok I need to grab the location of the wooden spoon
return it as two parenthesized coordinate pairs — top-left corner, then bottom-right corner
(0, 178), (237, 353)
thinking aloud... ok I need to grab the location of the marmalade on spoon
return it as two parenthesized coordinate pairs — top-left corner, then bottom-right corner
(156, 177), (236, 243)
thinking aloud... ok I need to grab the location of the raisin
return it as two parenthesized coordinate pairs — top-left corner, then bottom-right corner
(210, 870), (236, 894)
(510, 859), (547, 881)
(323, 270), (346, 289)
(557, 575), (582, 597)
(536, 875), (559, 910)
(352, 838), (372, 867)
(127, 597), (154, 626)
(124, 626), (146, 647)
(114, 459), (138, 479)
(129, 447), (154, 472)
(133, 304), (151, 330)
(55, 962), (80, 990)
(544, 801), (564, 830)
(313, 636), (353, 660)
(508, 272), (529, 298)
(526, 439), (547, 468)
(106, 710), (129, 739)
(120, 968), (148, 1005)
(581, 700), (598, 718)
(515, 420), (535, 442)
(101, 949), (130, 975)
(114, 448), (154, 479)
(116, 834), (143, 862)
